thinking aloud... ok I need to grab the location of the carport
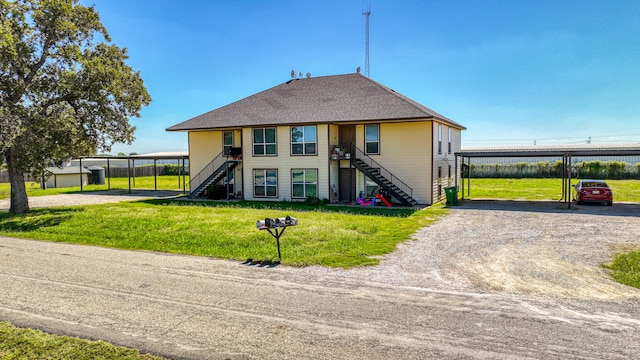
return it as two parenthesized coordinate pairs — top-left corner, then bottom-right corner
(455, 144), (640, 208)
(77, 152), (189, 194)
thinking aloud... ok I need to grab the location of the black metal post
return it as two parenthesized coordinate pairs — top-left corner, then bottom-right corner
(266, 226), (287, 262)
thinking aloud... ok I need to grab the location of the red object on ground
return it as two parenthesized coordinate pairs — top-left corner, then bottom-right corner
(375, 194), (392, 207)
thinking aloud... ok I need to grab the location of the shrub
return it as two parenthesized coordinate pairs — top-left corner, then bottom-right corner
(206, 184), (227, 200)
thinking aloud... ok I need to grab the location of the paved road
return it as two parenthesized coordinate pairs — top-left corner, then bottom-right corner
(1, 240), (639, 358)
(1, 199), (640, 359)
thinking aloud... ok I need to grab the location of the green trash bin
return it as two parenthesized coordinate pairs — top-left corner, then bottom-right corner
(444, 186), (458, 205)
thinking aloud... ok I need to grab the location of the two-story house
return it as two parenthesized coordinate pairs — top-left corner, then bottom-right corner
(167, 73), (465, 206)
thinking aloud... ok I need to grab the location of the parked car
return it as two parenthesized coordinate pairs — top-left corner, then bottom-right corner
(573, 180), (613, 206)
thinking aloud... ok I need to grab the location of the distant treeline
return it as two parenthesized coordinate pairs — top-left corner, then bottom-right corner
(468, 160), (640, 179)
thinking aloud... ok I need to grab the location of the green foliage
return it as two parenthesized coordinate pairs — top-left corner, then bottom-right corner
(0, 201), (446, 268)
(303, 196), (329, 206)
(0, 0), (151, 213)
(0, 321), (162, 359)
(205, 184), (227, 200)
(604, 250), (640, 289)
(162, 163), (188, 175)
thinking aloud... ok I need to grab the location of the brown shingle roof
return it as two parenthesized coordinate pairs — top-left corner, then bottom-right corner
(166, 73), (465, 131)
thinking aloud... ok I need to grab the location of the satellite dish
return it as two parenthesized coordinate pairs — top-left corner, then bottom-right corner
(356, 66), (361, 73)
(306, 72), (311, 78)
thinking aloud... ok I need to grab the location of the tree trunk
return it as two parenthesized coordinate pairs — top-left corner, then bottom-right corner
(6, 146), (30, 214)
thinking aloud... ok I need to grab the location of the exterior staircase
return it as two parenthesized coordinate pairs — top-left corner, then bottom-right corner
(351, 147), (418, 207)
(188, 152), (240, 198)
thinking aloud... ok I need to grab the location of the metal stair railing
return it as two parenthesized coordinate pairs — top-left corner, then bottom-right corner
(352, 146), (413, 200)
(187, 152), (226, 195)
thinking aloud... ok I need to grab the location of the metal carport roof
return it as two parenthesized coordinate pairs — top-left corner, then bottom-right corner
(454, 144), (640, 208)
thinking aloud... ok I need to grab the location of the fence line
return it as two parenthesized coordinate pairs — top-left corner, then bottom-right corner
(0, 165), (189, 184)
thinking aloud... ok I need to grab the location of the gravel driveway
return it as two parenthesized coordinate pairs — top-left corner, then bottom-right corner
(300, 200), (640, 302)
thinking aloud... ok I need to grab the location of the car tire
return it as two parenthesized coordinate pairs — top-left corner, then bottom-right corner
(607, 201), (612, 206)
(576, 200), (582, 205)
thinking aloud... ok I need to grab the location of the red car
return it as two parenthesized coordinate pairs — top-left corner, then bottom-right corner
(573, 180), (613, 206)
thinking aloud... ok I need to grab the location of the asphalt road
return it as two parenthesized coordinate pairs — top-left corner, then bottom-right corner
(1, 198), (640, 359)
(1, 237), (639, 359)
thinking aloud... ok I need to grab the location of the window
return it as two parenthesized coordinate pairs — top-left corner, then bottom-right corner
(365, 124), (379, 154)
(223, 131), (233, 156)
(253, 169), (278, 198)
(365, 177), (379, 197)
(438, 124), (442, 154)
(448, 128), (452, 154)
(291, 126), (317, 155)
(253, 128), (277, 156)
(291, 169), (317, 198)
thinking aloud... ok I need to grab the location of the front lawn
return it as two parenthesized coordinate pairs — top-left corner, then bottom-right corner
(0, 321), (162, 360)
(0, 200), (446, 268)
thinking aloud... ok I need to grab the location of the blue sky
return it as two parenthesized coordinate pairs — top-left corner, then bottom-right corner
(82, 0), (640, 154)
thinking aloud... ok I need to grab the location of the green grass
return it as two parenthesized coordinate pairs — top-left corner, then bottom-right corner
(0, 200), (446, 268)
(0, 176), (188, 200)
(604, 250), (640, 288)
(0, 321), (163, 360)
(463, 178), (640, 202)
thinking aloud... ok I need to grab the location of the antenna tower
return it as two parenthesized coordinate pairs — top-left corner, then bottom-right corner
(362, 3), (371, 77)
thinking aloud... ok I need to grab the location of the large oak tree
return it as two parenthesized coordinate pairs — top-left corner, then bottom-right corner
(0, 0), (151, 213)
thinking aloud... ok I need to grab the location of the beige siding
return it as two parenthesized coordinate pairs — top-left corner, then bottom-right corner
(431, 123), (461, 203)
(355, 121), (433, 205)
(242, 124), (330, 202)
(188, 131), (222, 177)
(188, 130), (243, 195)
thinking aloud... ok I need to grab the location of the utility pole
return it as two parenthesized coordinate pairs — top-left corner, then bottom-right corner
(363, 4), (371, 77)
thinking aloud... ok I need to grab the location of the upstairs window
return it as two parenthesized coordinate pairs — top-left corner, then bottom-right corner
(365, 124), (379, 154)
(253, 128), (277, 156)
(291, 126), (317, 155)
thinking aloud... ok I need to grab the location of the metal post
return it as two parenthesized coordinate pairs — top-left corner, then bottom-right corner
(154, 158), (157, 191)
(79, 158), (83, 191)
(226, 153), (230, 200)
(107, 158), (111, 190)
(466, 157), (471, 197)
(182, 158), (187, 194)
(127, 157), (132, 194)
(266, 227), (287, 262)
(567, 155), (572, 209)
(562, 155), (567, 201)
